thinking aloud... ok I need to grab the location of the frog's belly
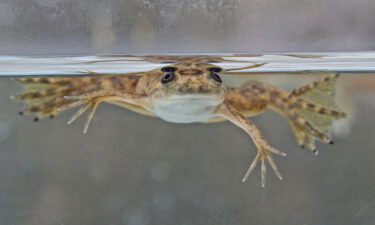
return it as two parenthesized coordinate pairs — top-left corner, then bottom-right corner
(152, 98), (220, 123)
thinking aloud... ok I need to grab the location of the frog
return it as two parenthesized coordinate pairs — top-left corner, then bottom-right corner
(13, 61), (346, 187)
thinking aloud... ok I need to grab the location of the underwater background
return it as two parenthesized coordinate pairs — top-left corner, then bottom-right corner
(0, 0), (375, 225)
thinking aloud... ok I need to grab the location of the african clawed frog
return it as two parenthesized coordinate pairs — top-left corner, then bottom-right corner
(14, 61), (346, 186)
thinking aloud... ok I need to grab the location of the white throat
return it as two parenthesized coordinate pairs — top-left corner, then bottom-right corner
(152, 95), (221, 123)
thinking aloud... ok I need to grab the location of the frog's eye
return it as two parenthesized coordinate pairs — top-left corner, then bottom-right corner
(161, 72), (176, 84)
(208, 67), (223, 83)
(160, 67), (177, 73)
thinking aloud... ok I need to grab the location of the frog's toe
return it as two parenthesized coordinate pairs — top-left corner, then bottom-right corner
(288, 119), (318, 153)
(242, 146), (284, 187)
(64, 95), (104, 133)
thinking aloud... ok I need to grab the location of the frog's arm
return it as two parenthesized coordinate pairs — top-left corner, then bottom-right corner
(12, 73), (149, 132)
(63, 90), (149, 133)
(215, 102), (285, 187)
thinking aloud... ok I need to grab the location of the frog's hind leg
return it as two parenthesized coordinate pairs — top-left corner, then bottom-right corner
(289, 74), (339, 97)
(283, 111), (330, 154)
(289, 74), (346, 118)
(292, 98), (346, 118)
(270, 74), (346, 151)
(287, 118), (315, 152)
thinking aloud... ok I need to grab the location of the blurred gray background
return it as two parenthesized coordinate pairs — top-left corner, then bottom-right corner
(1, 0), (375, 225)
(0, 0), (375, 55)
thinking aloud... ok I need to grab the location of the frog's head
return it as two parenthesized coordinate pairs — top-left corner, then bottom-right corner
(145, 62), (227, 123)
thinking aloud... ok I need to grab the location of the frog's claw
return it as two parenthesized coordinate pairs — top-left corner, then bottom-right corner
(216, 103), (285, 187)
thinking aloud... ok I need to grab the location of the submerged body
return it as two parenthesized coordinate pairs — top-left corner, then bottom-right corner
(14, 62), (346, 186)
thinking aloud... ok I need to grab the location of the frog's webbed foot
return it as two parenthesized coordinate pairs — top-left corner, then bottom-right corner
(287, 118), (319, 154)
(216, 103), (286, 187)
(269, 74), (346, 153)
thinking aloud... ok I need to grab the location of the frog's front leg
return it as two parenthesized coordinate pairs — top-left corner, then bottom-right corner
(215, 103), (286, 187)
(63, 90), (148, 133)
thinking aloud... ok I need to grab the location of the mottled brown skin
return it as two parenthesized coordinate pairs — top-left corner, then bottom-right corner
(13, 62), (346, 187)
